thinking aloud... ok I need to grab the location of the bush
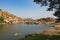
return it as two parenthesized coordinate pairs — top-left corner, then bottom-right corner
(0, 16), (4, 23)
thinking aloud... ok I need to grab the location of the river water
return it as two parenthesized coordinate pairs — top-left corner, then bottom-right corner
(0, 24), (54, 40)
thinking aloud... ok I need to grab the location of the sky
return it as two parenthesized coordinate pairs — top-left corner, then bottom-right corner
(0, 0), (55, 19)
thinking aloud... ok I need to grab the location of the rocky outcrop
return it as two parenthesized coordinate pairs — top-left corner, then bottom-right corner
(36, 17), (56, 26)
(0, 10), (24, 24)
(23, 17), (56, 25)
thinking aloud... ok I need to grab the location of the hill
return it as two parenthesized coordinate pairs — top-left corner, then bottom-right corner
(0, 9), (24, 24)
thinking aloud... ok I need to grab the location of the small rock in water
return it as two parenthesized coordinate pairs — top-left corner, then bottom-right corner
(14, 32), (22, 36)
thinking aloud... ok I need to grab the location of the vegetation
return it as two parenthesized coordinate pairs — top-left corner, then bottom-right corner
(34, 0), (60, 22)
(20, 34), (60, 40)
(0, 16), (4, 23)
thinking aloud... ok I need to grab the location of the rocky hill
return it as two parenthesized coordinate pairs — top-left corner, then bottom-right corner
(36, 17), (56, 26)
(0, 9), (24, 24)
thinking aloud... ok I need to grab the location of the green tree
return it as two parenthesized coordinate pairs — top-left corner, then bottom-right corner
(34, 0), (60, 22)
(0, 16), (4, 23)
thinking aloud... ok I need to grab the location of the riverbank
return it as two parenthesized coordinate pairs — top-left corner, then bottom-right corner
(20, 30), (60, 40)
(20, 34), (60, 40)
(19, 23), (60, 40)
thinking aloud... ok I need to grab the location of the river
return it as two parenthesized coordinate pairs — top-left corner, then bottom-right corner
(0, 24), (54, 40)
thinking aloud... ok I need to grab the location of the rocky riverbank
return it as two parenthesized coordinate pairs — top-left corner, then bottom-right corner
(0, 9), (59, 28)
(20, 30), (60, 40)
(0, 9), (57, 25)
(19, 30), (60, 40)
(0, 10), (24, 24)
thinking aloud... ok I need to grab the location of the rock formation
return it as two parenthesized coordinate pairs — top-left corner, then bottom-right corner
(0, 9), (24, 24)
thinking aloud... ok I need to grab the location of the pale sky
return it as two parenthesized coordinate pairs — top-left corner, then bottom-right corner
(0, 0), (55, 19)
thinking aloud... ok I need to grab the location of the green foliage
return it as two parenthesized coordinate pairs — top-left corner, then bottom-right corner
(34, 0), (60, 11)
(20, 34), (60, 40)
(0, 16), (4, 23)
(34, 0), (60, 22)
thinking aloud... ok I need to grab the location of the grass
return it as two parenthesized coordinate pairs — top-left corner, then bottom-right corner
(19, 34), (60, 40)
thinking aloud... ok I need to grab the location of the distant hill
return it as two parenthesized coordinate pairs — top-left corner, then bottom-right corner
(24, 18), (34, 21)
(0, 9), (24, 24)
(36, 17), (56, 26)
(36, 17), (56, 22)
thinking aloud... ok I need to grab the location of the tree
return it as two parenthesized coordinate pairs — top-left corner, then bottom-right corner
(0, 9), (2, 11)
(0, 16), (4, 23)
(34, 0), (60, 22)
